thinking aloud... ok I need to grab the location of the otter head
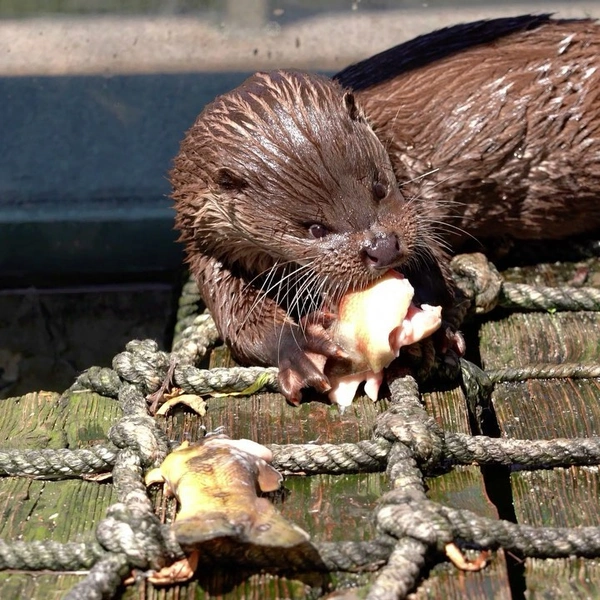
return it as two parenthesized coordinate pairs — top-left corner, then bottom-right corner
(172, 70), (450, 312)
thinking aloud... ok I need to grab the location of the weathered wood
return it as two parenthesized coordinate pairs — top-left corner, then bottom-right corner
(501, 255), (600, 287)
(523, 558), (600, 599)
(481, 312), (600, 369)
(480, 312), (600, 439)
(512, 467), (600, 598)
(417, 387), (511, 599)
(479, 300), (600, 597)
(0, 391), (119, 597)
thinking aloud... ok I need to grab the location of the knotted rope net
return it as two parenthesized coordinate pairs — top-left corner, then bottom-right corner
(0, 251), (599, 599)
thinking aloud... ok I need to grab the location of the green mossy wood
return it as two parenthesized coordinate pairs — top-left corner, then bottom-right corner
(479, 259), (600, 600)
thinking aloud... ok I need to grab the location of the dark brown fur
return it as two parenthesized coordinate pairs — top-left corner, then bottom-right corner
(172, 16), (600, 403)
(337, 14), (600, 245)
(172, 71), (453, 403)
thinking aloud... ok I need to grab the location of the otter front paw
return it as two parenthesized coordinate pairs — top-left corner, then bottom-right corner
(437, 321), (466, 358)
(275, 316), (348, 406)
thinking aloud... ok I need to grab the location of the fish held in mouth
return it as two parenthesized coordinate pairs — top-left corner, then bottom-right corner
(325, 270), (442, 410)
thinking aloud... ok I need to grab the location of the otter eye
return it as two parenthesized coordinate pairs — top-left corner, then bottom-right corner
(373, 181), (388, 200)
(308, 223), (329, 239)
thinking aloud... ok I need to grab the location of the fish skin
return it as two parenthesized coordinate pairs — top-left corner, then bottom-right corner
(146, 436), (309, 549)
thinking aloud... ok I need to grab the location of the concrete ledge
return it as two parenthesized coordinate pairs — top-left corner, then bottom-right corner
(1, 3), (599, 76)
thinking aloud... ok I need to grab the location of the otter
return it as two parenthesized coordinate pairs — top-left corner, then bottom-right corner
(172, 70), (456, 404)
(336, 14), (600, 245)
(172, 15), (600, 404)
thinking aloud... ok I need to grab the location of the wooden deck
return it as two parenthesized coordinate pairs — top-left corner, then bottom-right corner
(0, 252), (599, 599)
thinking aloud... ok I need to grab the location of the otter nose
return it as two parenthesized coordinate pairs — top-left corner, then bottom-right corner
(363, 233), (404, 269)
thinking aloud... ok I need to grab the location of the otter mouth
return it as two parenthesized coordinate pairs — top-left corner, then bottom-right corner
(326, 270), (442, 410)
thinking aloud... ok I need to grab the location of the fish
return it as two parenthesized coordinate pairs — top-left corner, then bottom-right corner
(146, 435), (309, 549)
(324, 271), (442, 409)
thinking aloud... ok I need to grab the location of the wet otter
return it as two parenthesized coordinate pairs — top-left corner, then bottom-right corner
(172, 15), (600, 404)
(336, 14), (600, 245)
(172, 70), (455, 403)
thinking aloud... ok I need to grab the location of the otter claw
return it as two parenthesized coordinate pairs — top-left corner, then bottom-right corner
(437, 323), (466, 357)
(278, 357), (331, 406)
(300, 316), (350, 360)
(275, 319), (342, 405)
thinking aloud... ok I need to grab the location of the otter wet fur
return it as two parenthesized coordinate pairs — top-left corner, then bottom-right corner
(172, 15), (600, 405)
(336, 14), (600, 245)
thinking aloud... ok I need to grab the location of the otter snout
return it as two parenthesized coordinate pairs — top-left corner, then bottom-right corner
(362, 233), (404, 270)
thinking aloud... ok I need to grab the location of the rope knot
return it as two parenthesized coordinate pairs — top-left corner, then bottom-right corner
(375, 376), (444, 470)
(450, 252), (503, 315)
(112, 339), (171, 395)
(376, 490), (454, 551)
(96, 503), (179, 570)
(108, 415), (167, 467)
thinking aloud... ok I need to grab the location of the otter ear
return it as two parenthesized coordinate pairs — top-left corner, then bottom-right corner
(215, 167), (247, 191)
(343, 92), (363, 122)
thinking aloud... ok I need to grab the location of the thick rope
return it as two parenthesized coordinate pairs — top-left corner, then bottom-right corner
(172, 312), (220, 364)
(63, 553), (130, 600)
(173, 277), (203, 331)
(0, 250), (599, 599)
(2, 355), (599, 480)
(0, 539), (106, 570)
(58, 384), (181, 599)
(0, 444), (118, 478)
(112, 340), (172, 395)
(366, 538), (428, 600)
(366, 375), (600, 599)
(271, 438), (389, 473)
(500, 282), (600, 311)
(367, 379), (432, 598)
(487, 362), (600, 382)
(450, 251), (600, 314)
(69, 366), (122, 398)
(272, 433), (600, 475)
(444, 433), (600, 468)
(450, 253), (503, 315)
(173, 364), (279, 395)
(314, 537), (397, 572)
(377, 491), (600, 558)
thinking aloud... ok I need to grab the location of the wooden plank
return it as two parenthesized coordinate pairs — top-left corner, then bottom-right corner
(491, 379), (600, 440)
(417, 387), (511, 599)
(425, 387), (472, 434)
(480, 312), (600, 369)
(0, 573), (84, 600)
(523, 558), (600, 600)
(479, 303), (600, 598)
(0, 391), (119, 598)
(512, 467), (600, 528)
(480, 312), (600, 439)
(501, 254), (600, 287)
(282, 471), (385, 543)
(513, 468), (600, 599)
